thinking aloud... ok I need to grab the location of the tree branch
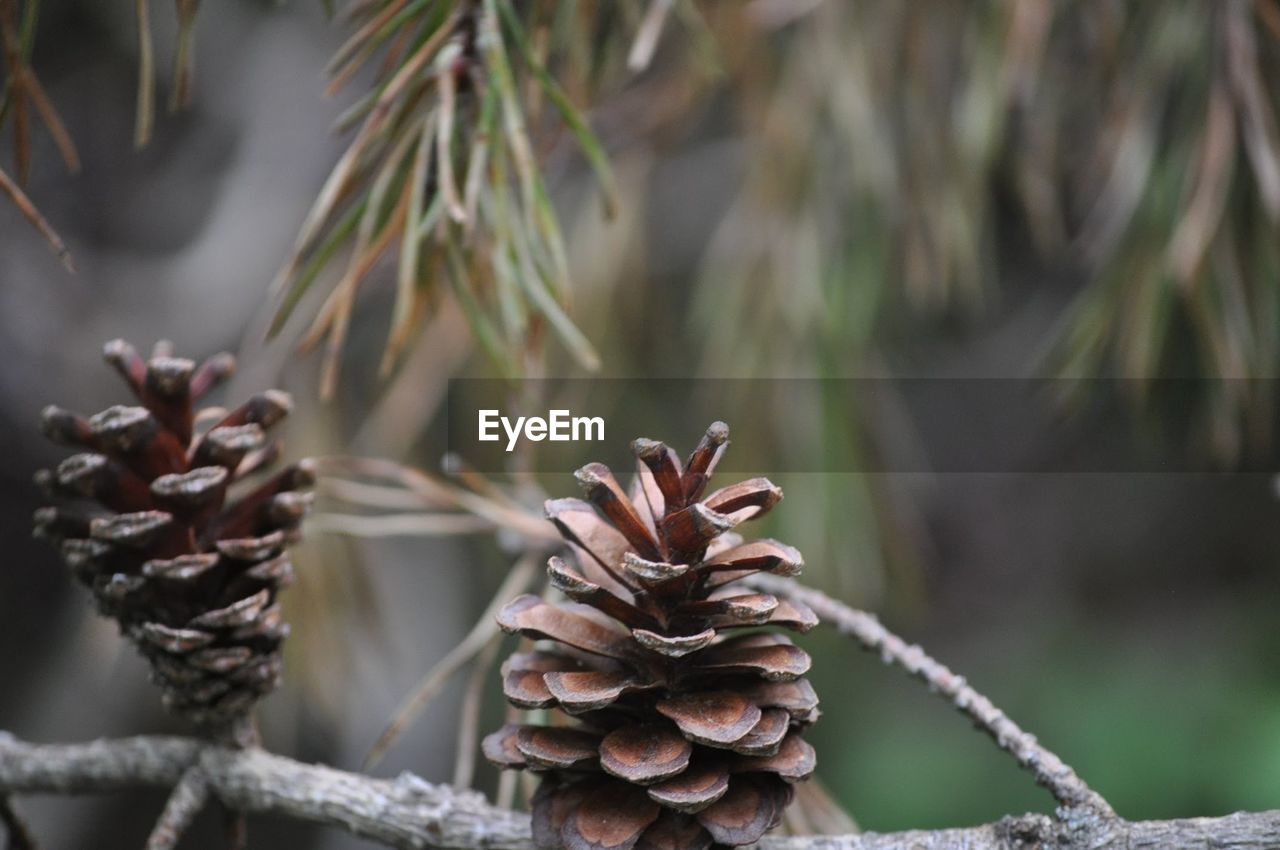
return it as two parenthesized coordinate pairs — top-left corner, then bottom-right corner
(1, 732), (1277, 850)
(145, 767), (209, 850)
(746, 573), (1114, 815)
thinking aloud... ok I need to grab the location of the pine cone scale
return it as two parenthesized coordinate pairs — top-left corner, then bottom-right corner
(598, 724), (692, 784)
(544, 670), (647, 713)
(696, 775), (788, 847)
(563, 783), (660, 850)
(516, 726), (602, 770)
(654, 691), (761, 745)
(498, 595), (640, 661)
(646, 759), (731, 813)
(638, 811), (713, 850)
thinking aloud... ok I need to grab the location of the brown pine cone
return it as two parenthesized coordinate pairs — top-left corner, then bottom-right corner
(484, 422), (819, 850)
(33, 339), (313, 739)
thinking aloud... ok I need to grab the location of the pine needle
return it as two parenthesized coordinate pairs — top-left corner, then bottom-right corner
(272, 0), (634, 390)
(363, 553), (539, 770)
(0, 164), (73, 271)
(134, 0), (154, 147)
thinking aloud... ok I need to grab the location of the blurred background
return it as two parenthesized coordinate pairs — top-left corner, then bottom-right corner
(1, 1), (1279, 847)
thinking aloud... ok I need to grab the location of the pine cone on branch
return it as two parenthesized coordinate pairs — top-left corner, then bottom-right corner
(33, 339), (313, 741)
(484, 422), (818, 850)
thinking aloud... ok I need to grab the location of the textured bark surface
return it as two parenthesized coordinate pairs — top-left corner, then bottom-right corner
(2, 733), (1277, 850)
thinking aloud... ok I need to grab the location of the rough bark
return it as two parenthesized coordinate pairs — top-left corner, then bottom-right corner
(145, 767), (209, 850)
(2, 733), (1277, 850)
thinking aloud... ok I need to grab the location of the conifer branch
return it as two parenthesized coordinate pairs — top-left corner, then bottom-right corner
(270, 0), (622, 390)
(1, 732), (1277, 850)
(144, 767), (210, 850)
(746, 573), (1113, 816)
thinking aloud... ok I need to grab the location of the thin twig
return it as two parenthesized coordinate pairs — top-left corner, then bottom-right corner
(364, 553), (540, 769)
(317, 477), (438, 509)
(452, 631), (502, 789)
(315, 456), (560, 543)
(746, 573), (1114, 816)
(145, 766), (210, 850)
(170, 0), (199, 112)
(0, 0), (30, 183)
(494, 692), (524, 810)
(792, 779), (858, 836)
(627, 0), (674, 71)
(309, 512), (497, 538)
(436, 39), (468, 223)
(21, 68), (79, 172)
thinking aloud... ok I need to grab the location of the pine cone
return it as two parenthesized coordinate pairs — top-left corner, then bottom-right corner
(33, 339), (313, 738)
(484, 422), (819, 850)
